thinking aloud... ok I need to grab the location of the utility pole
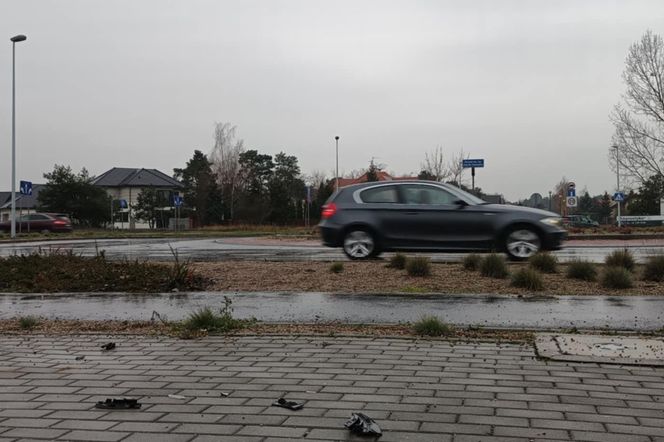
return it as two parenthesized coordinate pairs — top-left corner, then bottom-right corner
(614, 145), (621, 227)
(335, 136), (339, 192)
(10, 34), (27, 239)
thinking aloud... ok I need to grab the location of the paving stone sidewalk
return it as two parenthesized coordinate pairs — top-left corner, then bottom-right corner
(1, 335), (664, 441)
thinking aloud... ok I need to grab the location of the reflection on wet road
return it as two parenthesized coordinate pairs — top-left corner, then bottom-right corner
(0, 237), (663, 263)
(1, 292), (663, 330)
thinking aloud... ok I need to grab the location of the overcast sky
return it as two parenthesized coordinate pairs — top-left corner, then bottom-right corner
(2, 0), (664, 201)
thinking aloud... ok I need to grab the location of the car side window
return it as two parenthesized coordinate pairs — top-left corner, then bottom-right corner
(29, 214), (48, 220)
(401, 185), (457, 205)
(360, 186), (398, 203)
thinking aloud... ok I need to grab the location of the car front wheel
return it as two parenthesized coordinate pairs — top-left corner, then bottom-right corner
(343, 229), (379, 260)
(504, 227), (541, 261)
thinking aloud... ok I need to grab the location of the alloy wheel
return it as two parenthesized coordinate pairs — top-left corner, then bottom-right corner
(506, 229), (541, 259)
(343, 230), (375, 259)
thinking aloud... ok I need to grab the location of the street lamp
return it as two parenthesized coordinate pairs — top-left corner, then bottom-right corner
(613, 144), (621, 227)
(10, 34), (27, 239)
(335, 136), (339, 192)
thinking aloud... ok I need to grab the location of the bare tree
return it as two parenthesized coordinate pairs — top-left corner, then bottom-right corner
(552, 176), (570, 215)
(610, 30), (664, 186)
(210, 122), (245, 220)
(345, 169), (364, 179)
(420, 146), (451, 181)
(306, 170), (328, 189)
(447, 149), (468, 186)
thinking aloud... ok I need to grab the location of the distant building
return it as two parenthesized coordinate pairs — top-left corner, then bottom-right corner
(0, 185), (45, 222)
(91, 167), (184, 229)
(483, 194), (506, 205)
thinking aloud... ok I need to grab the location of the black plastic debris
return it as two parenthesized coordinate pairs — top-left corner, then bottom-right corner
(101, 342), (116, 351)
(95, 398), (141, 410)
(75, 356), (85, 361)
(271, 397), (304, 410)
(345, 412), (382, 437)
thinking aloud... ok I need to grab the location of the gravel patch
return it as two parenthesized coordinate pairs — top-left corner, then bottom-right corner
(192, 261), (664, 296)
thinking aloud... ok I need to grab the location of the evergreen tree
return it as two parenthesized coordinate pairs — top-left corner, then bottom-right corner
(38, 165), (110, 227)
(627, 174), (664, 215)
(174, 150), (223, 226)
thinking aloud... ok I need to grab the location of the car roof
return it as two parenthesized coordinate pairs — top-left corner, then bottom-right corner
(340, 180), (442, 191)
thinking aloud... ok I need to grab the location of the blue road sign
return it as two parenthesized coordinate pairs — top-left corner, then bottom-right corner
(567, 189), (576, 197)
(119, 199), (128, 209)
(613, 192), (625, 202)
(19, 180), (32, 195)
(462, 159), (484, 168)
(173, 196), (183, 207)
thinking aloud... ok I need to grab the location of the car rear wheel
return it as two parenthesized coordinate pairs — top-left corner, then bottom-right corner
(504, 227), (541, 261)
(343, 229), (379, 260)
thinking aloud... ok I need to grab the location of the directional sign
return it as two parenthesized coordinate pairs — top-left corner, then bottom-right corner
(173, 196), (184, 207)
(567, 182), (576, 197)
(462, 159), (484, 168)
(19, 180), (32, 195)
(613, 192), (625, 202)
(566, 196), (578, 208)
(118, 199), (128, 209)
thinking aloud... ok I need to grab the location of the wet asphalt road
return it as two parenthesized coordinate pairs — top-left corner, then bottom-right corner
(0, 237), (663, 262)
(1, 292), (663, 330)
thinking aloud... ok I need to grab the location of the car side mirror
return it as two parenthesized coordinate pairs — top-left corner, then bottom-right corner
(454, 199), (469, 208)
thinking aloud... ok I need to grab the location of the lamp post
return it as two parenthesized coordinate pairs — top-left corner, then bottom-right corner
(335, 136), (339, 192)
(10, 34), (27, 239)
(613, 144), (621, 227)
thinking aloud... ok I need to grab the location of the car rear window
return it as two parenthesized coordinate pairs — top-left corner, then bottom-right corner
(360, 186), (398, 203)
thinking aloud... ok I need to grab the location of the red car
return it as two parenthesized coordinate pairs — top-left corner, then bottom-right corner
(0, 213), (73, 233)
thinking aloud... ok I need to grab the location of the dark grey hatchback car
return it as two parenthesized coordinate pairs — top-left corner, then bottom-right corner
(319, 181), (566, 260)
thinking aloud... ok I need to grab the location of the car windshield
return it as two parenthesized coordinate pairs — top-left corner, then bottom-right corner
(440, 183), (487, 205)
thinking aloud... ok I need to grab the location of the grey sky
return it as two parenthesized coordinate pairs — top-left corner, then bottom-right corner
(2, 0), (663, 201)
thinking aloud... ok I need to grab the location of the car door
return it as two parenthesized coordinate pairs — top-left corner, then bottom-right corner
(354, 185), (402, 247)
(28, 214), (50, 232)
(395, 184), (495, 249)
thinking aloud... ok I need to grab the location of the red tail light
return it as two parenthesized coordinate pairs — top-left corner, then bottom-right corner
(321, 203), (337, 219)
(53, 220), (67, 226)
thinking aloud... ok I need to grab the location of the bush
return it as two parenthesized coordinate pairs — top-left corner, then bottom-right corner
(413, 316), (453, 336)
(330, 262), (344, 273)
(19, 316), (39, 330)
(182, 297), (243, 333)
(601, 267), (634, 289)
(643, 255), (664, 282)
(566, 260), (597, 282)
(480, 254), (509, 279)
(462, 254), (482, 271)
(0, 250), (208, 293)
(605, 249), (635, 272)
(511, 268), (544, 291)
(529, 252), (557, 273)
(406, 257), (431, 277)
(387, 253), (407, 270)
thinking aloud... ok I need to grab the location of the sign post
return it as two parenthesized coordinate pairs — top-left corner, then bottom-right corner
(566, 182), (577, 211)
(173, 195), (183, 231)
(613, 192), (624, 227)
(18, 181), (31, 234)
(19, 180), (32, 196)
(461, 159), (484, 192)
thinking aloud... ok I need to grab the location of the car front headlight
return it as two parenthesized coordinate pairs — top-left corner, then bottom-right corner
(540, 217), (562, 227)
